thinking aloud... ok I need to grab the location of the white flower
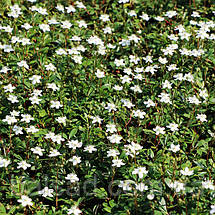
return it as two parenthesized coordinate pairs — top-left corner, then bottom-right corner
(8, 95), (19, 103)
(188, 95), (201, 105)
(114, 59), (125, 67)
(72, 55), (83, 64)
(56, 48), (67, 55)
(17, 161), (31, 170)
(128, 34), (140, 43)
(18, 195), (33, 207)
(154, 16), (164, 21)
(120, 75), (132, 84)
(210, 205), (215, 215)
(10, 110), (20, 117)
(21, 23), (33, 30)
(173, 73), (184, 81)
(61, 20), (72, 29)
(128, 10), (137, 17)
(2, 45), (14, 52)
(45, 132), (55, 139)
(77, 20), (87, 28)
(169, 181), (185, 192)
(107, 149), (120, 157)
(119, 39), (130, 46)
(0, 157), (10, 168)
(165, 10), (177, 18)
(87, 36), (103, 46)
(145, 65), (159, 75)
(2, 25), (13, 33)
(113, 85), (123, 91)
(180, 167), (193, 176)
(31, 89), (42, 97)
(169, 143), (180, 153)
(29, 75), (41, 85)
(100, 14), (110, 22)
(68, 206), (82, 215)
(167, 123), (179, 132)
(75, 1), (86, 9)
(147, 193), (155, 200)
(124, 68), (133, 75)
(153, 126), (166, 135)
(107, 134), (122, 144)
(95, 69), (105, 78)
(129, 55), (140, 64)
(38, 187), (54, 197)
(48, 18), (59, 25)
(39, 24), (50, 32)
(124, 142), (143, 157)
(202, 180), (214, 190)
(13, 125), (23, 135)
(2, 115), (17, 125)
(8, 4), (22, 18)
(105, 103), (117, 112)
(21, 38), (31, 45)
(70, 36), (81, 41)
(132, 167), (148, 178)
(91, 116), (103, 124)
(52, 134), (65, 144)
(56, 116), (67, 124)
(121, 99), (134, 109)
(130, 85), (142, 93)
(84, 145), (97, 153)
(103, 26), (112, 34)
(66, 140), (82, 150)
(179, 31), (191, 41)
(132, 110), (146, 119)
(199, 89), (208, 100)
(136, 182), (148, 192)
(29, 96), (41, 105)
(196, 114), (207, 122)
(162, 80), (172, 89)
(17, 60), (29, 69)
(45, 63), (56, 71)
(66, 5), (76, 13)
(0, 66), (11, 73)
(3, 84), (16, 93)
(140, 13), (150, 21)
(56, 4), (65, 12)
(65, 173), (79, 183)
(168, 34), (179, 41)
(118, 180), (132, 191)
(112, 158), (125, 167)
(21, 114), (34, 123)
(50, 101), (63, 109)
(47, 83), (60, 91)
(36, 7), (48, 15)
(118, 0), (129, 3)
(69, 156), (81, 166)
(184, 73), (194, 82)
(48, 149), (61, 157)
(144, 99), (155, 107)
(26, 125), (39, 133)
(143, 55), (153, 63)
(158, 93), (172, 104)
(191, 11), (200, 17)
(31, 146), (44, 156)
(106, 124), (117, 133)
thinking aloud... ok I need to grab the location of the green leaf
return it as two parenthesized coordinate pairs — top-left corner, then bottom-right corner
(69, 128), (78, 138)
(39, 109), (47, 117)
(0, 203), (6, 214)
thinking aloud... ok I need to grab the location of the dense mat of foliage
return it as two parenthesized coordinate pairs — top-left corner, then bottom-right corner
(0, 0), (215, 214)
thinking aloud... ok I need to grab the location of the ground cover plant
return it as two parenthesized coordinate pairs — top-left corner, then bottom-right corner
(0, 0), (215, 214)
